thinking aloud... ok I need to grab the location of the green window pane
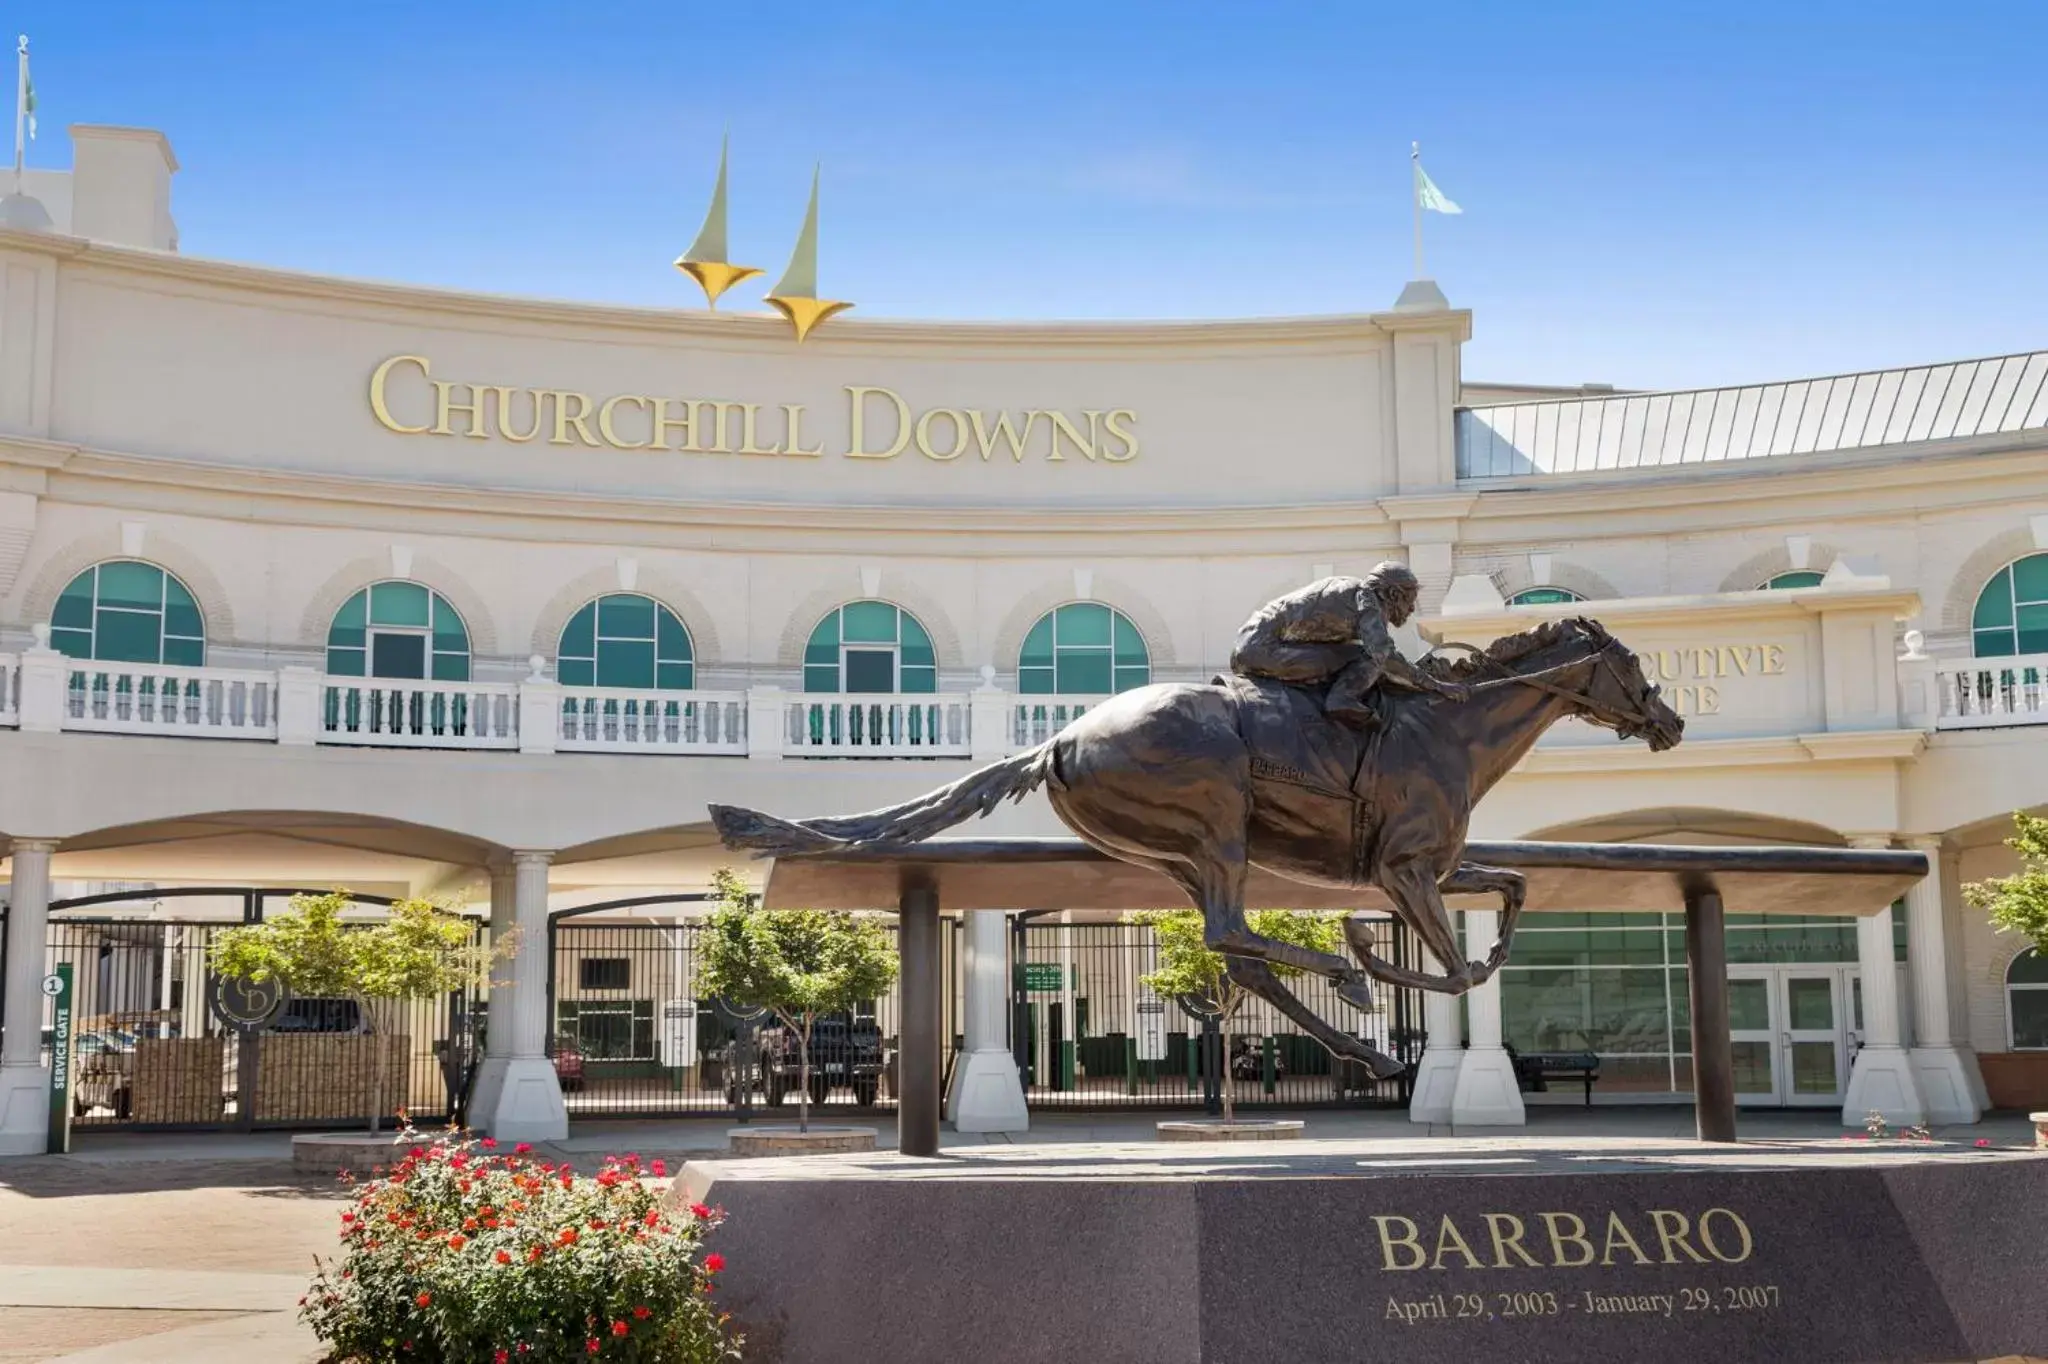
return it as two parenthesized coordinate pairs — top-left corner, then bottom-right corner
(1892, 901), (1909, 963)
(1974, 628), (2018, 658)
(331, 591), (367, 634)
(328, 624), (366, 651)
(2010, 950), (2048, 985)
(1786, 977), (1835, 1030)
(598, 593), (655, 641)
(163, 600), (203, 642)
(50, 627), (92, 658)
(53, 572), (94, 630)
(1974, 569), (2015, 629)
(845, 650), (895, 693)
(95, 609), (163, 663)
(2017, 603), (2048, 656)
(1112, 614), (1149, 669)
(1055, 603), (1111, 647)
(1727, 978), (1771, 1030)
(1113, 664), (1149, 693)
(656, 608), (691, 662)
(1510, 587), (1581, 605)
(432, 596), (469, 653)
(96, 561), (163, 612)
(558, 658), (594, 686)
(327, 646), (366, 677)
(162, 636), (204, 666)
(804, 663), (839, 692)
(900, 664), (936, 694)
(900, 615), (933, 651)
(804, 641), (839, 668)
(1057, 652), (1113, 694)
(1020, 616), (1054, 670)
(596, 640), (655, 689)
(371, 634), (428, 679)
(656, 661), (693, 690)
(842, 601), (899, 644)
(2013, 553), (2048, 603)
(807, 614), (840, 649)
(561, 604), (596, 659)
(1762, 571), (1825, 590)
(1019, 664), (1055, 695)
(2010, 991), (2048, 1049)
(370, 581), (431, 628)
(431, 652), (469, 682)
(901, 640), (936, 669)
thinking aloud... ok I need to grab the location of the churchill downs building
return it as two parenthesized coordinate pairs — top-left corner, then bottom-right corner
(3, 123), (2048, 1155)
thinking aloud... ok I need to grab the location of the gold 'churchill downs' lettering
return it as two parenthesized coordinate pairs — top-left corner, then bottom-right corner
(368, 357), (1138, 465)
(1371, 1207), (1755, 1271)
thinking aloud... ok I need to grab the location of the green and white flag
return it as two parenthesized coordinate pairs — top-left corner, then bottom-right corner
(1414, 160), (1460, 215)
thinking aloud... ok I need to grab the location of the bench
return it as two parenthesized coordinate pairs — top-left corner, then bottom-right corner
(1507, 1048), (1600, 1106)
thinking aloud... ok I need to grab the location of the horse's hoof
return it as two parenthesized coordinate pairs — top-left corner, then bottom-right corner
(1359, 1049), (1406, 1081)
(1342, 917), (1376, 968)
(1336, 975), (1376, 1013)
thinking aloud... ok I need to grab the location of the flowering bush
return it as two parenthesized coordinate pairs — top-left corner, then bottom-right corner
(303, 1132), (741, 1362)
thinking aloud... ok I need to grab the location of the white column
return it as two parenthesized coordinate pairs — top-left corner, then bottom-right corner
(1407, 941), (1463, 1124)
(946, 910), (1028, 1132)
(466, 861), (517, 1130)
(275, 665), (323, 746)
(745, 686), (786, 761)
(1841, 837), (1926, 1127)
(1903, 837), (1984, 1123)
(0, 839), (57, 1155)
(483, 850), (567, 1143)
(1449, 909), (1524, 1126)
(15, 627), (64, 733)
(516, 657), (559, 756)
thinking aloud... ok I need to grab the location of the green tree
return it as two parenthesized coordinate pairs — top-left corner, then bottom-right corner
(211, 892), (507, 1134)
(693, 869), (899, 1133)
(1964, 811), (2048, 953)
(1130, 908), (1343, 1123)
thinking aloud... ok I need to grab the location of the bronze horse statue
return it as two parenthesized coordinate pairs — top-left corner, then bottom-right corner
(712, 616), (1685, 1078)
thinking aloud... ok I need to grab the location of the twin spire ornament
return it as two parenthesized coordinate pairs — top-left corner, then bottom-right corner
(673, 139), (852, 342)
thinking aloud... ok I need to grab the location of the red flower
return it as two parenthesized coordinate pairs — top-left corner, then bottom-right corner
(495, 1250), (512, 1265)
(341, 1211), (355, 1223)
(611, 1320), (630, 1337)
(495, 1353), (510, 1364)
(416, 1291), (432, 1308)
(589, 1218), (606, 1231)
(1976, 1138), (1992, 1148)
(651, 1159), (667, 1177)
(586, 1340), (601, 1355)
(481, 1137), (498, 1149)
(644, 1210), (660, 1227)
(514, 1142), (533, 1155)
(632, 1306), (650, 1320)
(704, 1253), (725, 1274)
(527, 1245), (545, 1263)
(558, 1227), (579, 1246)
(688, 1202), (711, 1219)
(448, 1234), (467, 1251)
(463, 1218), (479, 1232)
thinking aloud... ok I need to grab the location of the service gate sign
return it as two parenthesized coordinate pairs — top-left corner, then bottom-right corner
(1135, 995), (1167, 1061)
(44, 966), (73, 1155)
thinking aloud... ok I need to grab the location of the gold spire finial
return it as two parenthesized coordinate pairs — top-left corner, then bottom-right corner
(674, 134), (762, 309)
(764, 165), (852, 342)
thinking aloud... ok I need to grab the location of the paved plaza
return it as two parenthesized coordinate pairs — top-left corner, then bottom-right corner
(0, 1107), (2040, 1362)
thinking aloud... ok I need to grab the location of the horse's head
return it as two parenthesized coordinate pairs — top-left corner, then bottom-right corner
(1556, 618), (1685, 752)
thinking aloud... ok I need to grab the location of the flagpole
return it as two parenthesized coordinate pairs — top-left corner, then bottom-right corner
(1410, 140), (1424, 279)
(13, 36), (25, 193)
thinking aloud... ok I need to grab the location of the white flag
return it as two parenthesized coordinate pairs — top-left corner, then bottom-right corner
(1415, 161), (1460, 215)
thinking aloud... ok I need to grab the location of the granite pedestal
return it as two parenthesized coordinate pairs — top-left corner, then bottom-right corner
(674, 1135), (2048, 1364)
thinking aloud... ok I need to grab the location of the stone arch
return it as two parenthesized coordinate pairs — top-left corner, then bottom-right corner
(988, 576), (1178, 676)
(774, 574), (965, 672)
(1492, 557), (1624, 604)
(1716, 541), (1845, 595)
(299, 555), (499, 657)
(527, 568), (725, 668)
(18, 530), (239, 644)
(1940, 526), (2043, 635)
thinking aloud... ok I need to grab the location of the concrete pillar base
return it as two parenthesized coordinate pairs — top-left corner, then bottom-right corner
(1909, 1045), (1985, 1125)
(468, 1056), (510, 1133)
(1842, 1044), (1927, 1127)
(0, 1062), (50, 1155)
(1407, 1047), (1462, 1124)
(1449, 1047), (1526, 1127)
(1956, 1045), (1993, 1113)
(482, 1057), (567, 1144)
(945, 1048), (1028, 1133)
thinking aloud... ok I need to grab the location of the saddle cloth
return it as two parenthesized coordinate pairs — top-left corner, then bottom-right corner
(1214, 672), (1374, 801)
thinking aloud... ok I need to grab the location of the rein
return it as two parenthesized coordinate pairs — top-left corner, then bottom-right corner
(1428, 636), (1649, 731)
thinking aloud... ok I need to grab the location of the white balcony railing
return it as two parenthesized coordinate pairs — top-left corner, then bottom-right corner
(63, 661), (277, 739)
(557, 688), (748, 755)
(1934, 655), (2048, 729)
(0, 652), (16, 726)
(320, 677), (520, 749)
(1010, 696), (1107, 748)
(784, 694), (973, 758)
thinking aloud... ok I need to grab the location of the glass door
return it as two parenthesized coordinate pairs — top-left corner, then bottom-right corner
(1727, 972), (1780, 1106)
(1779, 970), (1845, 1106)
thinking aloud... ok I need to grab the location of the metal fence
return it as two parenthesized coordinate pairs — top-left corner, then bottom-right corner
(1012, 916), (1421, 1110)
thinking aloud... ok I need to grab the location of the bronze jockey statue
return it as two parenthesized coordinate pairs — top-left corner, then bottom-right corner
(1228, 562), (1469, 727)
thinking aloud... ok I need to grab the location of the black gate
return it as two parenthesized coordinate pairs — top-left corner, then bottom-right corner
(41, 888), (483, 1132)
(1013, 914), (1422, 1110)
(545, 899), (962, 1120)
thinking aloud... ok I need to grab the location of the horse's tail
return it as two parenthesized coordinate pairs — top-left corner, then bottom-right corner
(708, 741), (1061, 856)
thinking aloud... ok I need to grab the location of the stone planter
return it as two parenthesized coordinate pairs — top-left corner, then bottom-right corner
(727, 1126), (878, 1157)
(292, 1131), (424, 1175)
(2031, 1111), (2048, 1150)
(1156, 1119), (1305, 1142)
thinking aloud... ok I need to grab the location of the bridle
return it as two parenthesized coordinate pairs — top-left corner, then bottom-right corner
(1428, 632), (1663, 738)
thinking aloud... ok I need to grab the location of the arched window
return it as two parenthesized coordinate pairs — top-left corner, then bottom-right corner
(1507, 587), (1584, 607)
(1761, 571), (1826, 590)
(2008, 949), (2048, 1049)
(326, 581), (471, 681)
(558, 594), (694, 690)
(804, 601), (935, 694)
(1018, 603), (1150, 694)
(1972, 554), (2048, 658)
(50, 560), (205, 665)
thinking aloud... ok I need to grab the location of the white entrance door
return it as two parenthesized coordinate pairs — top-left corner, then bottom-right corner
(1728, 967), (1849, 1107)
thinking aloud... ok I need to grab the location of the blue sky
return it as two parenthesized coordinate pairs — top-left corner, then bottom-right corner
(23, 1), (2048, 388)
